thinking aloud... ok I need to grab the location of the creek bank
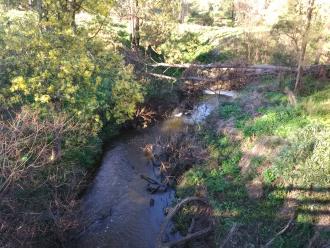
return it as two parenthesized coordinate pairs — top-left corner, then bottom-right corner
(176, 77), (330, 247)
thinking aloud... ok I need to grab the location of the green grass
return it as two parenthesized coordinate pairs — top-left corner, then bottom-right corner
(242, 106), (310, 138)
(219, 102), (244, 119)
(176, 77), (330, 246)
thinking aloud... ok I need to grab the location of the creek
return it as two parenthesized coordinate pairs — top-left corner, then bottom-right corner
(75, 92), (236, 248)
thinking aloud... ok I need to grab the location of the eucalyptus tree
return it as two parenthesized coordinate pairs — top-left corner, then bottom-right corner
(272, 0), (325, 92)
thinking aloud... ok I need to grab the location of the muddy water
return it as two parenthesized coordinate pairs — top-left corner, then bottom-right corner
(75, 94), (232, 248)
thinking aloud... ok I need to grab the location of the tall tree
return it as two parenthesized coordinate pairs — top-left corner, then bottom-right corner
(294, 0), (315, 92)
(272, 0), (323, 93)
(115, 0), (180, 49)
(129, 0), (140, 49)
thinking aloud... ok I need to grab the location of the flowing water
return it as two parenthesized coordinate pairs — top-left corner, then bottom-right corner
(74, 93), (236, 248)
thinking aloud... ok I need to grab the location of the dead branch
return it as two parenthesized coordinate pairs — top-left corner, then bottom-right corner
(188, 217), (196, 234)
(163, 225), (213, 248)
(308, 231), (320, 248)
(140, 174), (162, 185)
(147, 72), (177, 81)
(219, 223), (239, 248)
(263, 211), (296, 248)
(140, 174), (168, 193)
(157, 197), (212, 248)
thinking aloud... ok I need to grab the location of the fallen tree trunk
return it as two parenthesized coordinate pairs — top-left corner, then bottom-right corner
(148, 62), (297, 71)
(144, 62), (329, 91)
(148, 62), (329, 71)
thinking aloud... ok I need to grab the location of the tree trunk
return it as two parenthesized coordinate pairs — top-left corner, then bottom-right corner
(71, 11), (77, 33)
(35, 0), (44, 22)
(130, 0), (140, 50)
(179, 0), (188, 23)
(294, 0), (315, 93)
(231, 1), (235, 23)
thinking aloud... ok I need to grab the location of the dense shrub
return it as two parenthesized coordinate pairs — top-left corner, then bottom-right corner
(0, 9), (143, 247)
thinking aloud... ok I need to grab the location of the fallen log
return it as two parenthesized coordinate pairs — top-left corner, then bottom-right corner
(147, 69), (294, 83)
(157, 197), (213, 248)
(148, 62), (329, 71)
(147, 73), (177, 81)
(145, 64), (329, 90)
(147, 62), (296, 71)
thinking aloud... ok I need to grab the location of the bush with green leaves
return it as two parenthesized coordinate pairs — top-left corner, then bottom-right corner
(159, 32), (214, 64)
(0, 8), (144, 247)
(0, 10), (143, 133)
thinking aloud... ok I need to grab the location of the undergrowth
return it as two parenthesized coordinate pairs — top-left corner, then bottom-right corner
(177, 77), (330, 247)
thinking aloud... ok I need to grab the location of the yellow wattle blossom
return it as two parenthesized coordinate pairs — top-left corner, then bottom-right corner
(10, 76), (28, 94)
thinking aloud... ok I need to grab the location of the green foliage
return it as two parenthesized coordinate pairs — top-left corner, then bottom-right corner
(205, 168), (228, 193)
(159, 32), (214, 64)
(269, 124), (330, 187)
(186, 168), (205, 186)
(188, 11), (214, 26)
(242, 106), (309, 138)
(178, 78), (330, 246)
(219, 102), (247, 120)
(0, 11), (143, 129)
(264, 91), (288, 105)
(0, 5), (144, 246)
(139, 0), (180, 47)
(114, 0), (180, 47)
(182, 167), (229, 194)
(64, 135), (103, 168)
(194, 48), (232, 63)
(221, 151), (241, 177)
(263, 168), (277, 184)
(271, 0), (326, 64)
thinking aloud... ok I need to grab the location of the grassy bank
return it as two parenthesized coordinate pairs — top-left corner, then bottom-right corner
(176, 76), (330, 247)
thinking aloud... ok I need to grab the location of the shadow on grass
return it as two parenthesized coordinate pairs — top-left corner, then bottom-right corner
(176, 181), (330, 247)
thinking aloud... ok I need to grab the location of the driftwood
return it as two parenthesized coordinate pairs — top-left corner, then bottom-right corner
(157, 197), (213, 248)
